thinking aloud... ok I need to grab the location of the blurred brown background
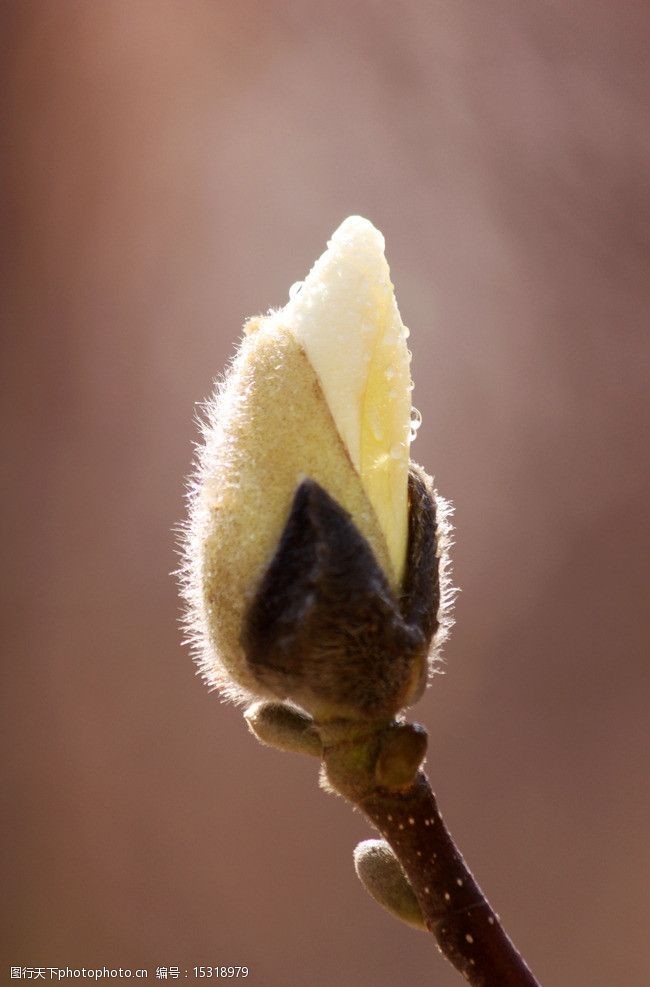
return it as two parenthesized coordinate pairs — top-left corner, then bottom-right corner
(2, 2), (649, 985)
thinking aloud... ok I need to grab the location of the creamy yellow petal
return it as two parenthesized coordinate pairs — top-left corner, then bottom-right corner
(285, 216), (412, 583)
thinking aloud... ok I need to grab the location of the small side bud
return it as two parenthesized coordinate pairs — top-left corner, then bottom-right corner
(354, 839), (426, 931)
(244, 701), (321, 757)
(375, 722), (428, 789)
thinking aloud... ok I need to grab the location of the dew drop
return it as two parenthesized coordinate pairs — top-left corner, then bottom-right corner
(385, 367), (395, 380)
(289, 281), (303, 300)
(403, 326), (411, 339)
(409, 407), (423, 442)
(390, 442), (404, 459)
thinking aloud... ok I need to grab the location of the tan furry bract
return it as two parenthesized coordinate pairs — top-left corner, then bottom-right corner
(182, 317), (396, 703)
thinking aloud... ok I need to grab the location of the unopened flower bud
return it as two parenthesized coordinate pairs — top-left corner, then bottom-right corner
(180, 217), (453, 719)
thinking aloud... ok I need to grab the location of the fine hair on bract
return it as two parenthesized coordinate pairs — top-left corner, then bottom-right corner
(178, 315), (455, 716)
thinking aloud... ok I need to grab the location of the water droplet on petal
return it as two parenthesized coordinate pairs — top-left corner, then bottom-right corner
(390, 442), (404, 459)
(409, 406), (423, 441)
(385, 366), (395, 380)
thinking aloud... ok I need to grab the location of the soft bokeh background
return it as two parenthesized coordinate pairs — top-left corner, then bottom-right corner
(3, 2), (649, 985)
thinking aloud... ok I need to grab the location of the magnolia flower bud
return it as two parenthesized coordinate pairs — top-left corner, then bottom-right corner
(181, 217), (452, 720)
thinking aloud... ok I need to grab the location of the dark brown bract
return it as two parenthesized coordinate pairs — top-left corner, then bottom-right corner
(241, 464), (441, 720)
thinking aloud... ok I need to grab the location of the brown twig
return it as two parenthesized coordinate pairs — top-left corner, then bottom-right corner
(320, 719), (541, 987)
